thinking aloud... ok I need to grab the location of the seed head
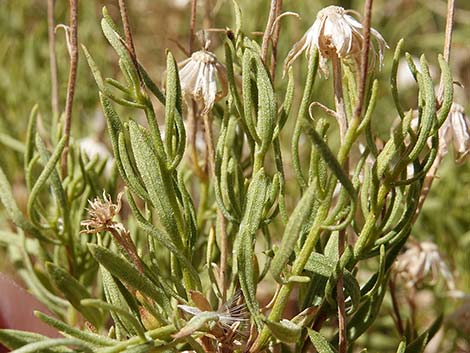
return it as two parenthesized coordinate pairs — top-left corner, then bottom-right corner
(81, 191), (124, 234)
(284, 5), (387, 77)
(178, 49), (228, 114)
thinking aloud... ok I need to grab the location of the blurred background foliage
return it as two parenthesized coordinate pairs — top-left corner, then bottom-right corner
(0, 0), (469, 351)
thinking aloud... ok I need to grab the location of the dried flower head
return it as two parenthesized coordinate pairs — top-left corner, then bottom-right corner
(81, 191), (124, 234)
(440, 103), (470, 163)
(394, 240), (455, 290)
(178, 49), (228, 114)
(284, 5), (387, 76)
(175, 291), (249, 350)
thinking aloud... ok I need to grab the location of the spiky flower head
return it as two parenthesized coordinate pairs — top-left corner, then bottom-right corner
(284, 5), (387, 76)
(80, 192), (124, 234)
(179, 49), (228, 114)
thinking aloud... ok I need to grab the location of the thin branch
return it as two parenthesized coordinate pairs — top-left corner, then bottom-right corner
(60, 0), (78, 177)
(261, 0), (277, 65)
(189, 0), (198, 54)
(47, 0), (59, 118)
(443, 0), (455, 62)
(269, 0), (282, 80)
(353, 0), (374, 120)
(118, 0), (137, 59)
(118, 0), (143, 85)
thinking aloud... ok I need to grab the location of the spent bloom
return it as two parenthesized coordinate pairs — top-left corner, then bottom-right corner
(440, 103), (470, 163)
(81, 192), (124, 234)
(178, 49), (227, 114)
(394, 240), (455, 290)
(284, 5), (387, 76)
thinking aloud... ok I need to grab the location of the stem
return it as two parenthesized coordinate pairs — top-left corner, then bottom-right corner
(189, 103), (206, 179)
(202, 113), (216, 178)
(331, 55), (348, 144)
(261, 0), (277, 65)
(108, 228), (144, 274)
(202, 113), (228, 301)
(60, 0), (78, 178)
(118, 0), (143, 84)
(269, 0), (283, 80)
(118, 0), (137, 59)
(47, 0), (59, 118)
(189, 0), (198, 54)
(443, 0), (455, 63)
(331, 53), (348, 353)
(218, 211), (228, 302)
(252, 117), (361, 352)
(353, 0), (373, 120)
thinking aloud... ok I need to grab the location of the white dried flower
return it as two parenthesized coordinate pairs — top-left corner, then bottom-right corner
(394, 240), (455, 290)
(440, 103), (470, 163)
(178, 50), (228, 114)
(284, 5), (387, 76)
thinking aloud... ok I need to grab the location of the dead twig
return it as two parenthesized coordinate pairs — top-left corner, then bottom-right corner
(47, 0), (59, 118)
(60, 0), (78, 178)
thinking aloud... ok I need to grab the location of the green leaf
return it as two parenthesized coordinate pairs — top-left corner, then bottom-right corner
(271, 183), (316, 282)
(405, 315), (443, 353)
(46, 263), (102, 327)
(0, 166), (55, 244)
(126, 189), (201, 289)
(172, 311), (219, 339)
(254, 54), (276, 154)
(101, 266), (137, 338)
(236, 168), (268, 323)
(242, 49), (260, 144)
(128, 121), (181, 240)
(100, 12), (139, 89)
(264, 319), (301, 343)
(27, 135), (66, 228)
(307, 329), (337, 353)
(24, 104), (39, 168)
(304, 252), (334, 277)
(396, 341), (406, 353)
(391, 39), (405, 120)
(35, 311), (116, 347)
(8, 338), (92, 353)
(81, 299), (146, 340)
(117, 131), (150, 202)
(87, 244), (170, 315)
(0, 330), (66, 353)
(407, 55), (436, 162)
(437, 54), (453, 126)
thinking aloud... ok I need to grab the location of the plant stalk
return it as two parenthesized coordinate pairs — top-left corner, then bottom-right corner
(60, 0), (78, 178)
